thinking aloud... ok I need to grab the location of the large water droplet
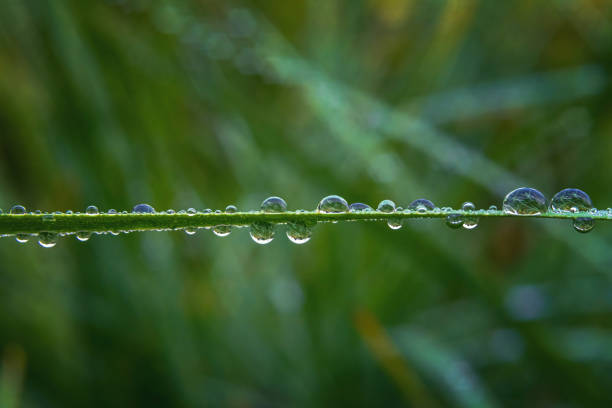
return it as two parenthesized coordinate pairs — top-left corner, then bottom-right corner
(573, 217), (594, 233)
(76, 231), (91, 242)
(133, 203), (156, 213)
(86, 205), (99, 215)
(317, 195), (348, 213)
(261, 196), (287, 213)
(10, 205), (26, 215)
(377, 199), (396, 212)
(503, 187), (547, 215)
(446, 214), (463, 229)
(550, 188), (592, 213)
(408, 199), (435, 212)
(38, 232), (58, 248)
(462, 202), (476, 212)
(286, 220), (314, 244)
(16, 234), (30, 243)
(250, 221), (275, 244)
(349, 203), (372, 212)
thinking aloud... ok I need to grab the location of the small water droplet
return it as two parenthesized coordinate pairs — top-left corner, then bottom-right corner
(318, 195), (348, 213)
(408, 199), (435, 212)
(503, 187), (547, 215)
(184, 228), (197, 235)
(203, 209), (212, 213)
(107, 209), (117, 214)
(286, 220), (314, 244)
(250, 221), (275, 244)
(377, 199), (396, 212)
(261, 196), (287, 213)
(166, 209), (176, 214)
(42, 214), (55, 222)
(187, 208), (197, 216)
(76, 231), (91, 242)
(550, 188), (592, 213)
(86, 205), (99, 215)
(16, 234), (30, 243)
(225, 205), (238, 213)
(10, 205), (26, 215)
(573, 217), (594, 233)
(589, 208), (598, 215)
(133, 203), (156, 213)
(38, 232), (58, 248)
(446, 214), (463, 229)
(349, 203), (372, 212)
(488, 205), (498, 211)
(387, 219), (403, 230)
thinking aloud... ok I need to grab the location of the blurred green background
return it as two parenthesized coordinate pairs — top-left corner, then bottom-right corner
(1, 0), (612, 406)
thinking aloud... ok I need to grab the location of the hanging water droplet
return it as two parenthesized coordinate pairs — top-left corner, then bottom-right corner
(16, 234), (30, 243)
(317, 195), (349, 213)
(133, 203), (156, 213)
(261, 196), (287, 212)
(76, 231), (91, 242)
(10, 205), (26, 215)
(349, 203), (372, 212)
(446, 214), (463, 229)
(408, 199), (435, 212)
(387, 218), (403, 230)
(286, 220), (314, 244)
(377, 199), (396, 212)
(550, 188), (592, 213)
(187, 208), (197, 216)
(460, 202), (478, 229)
(38, 232), (58, 248)
(184, 228), (197, 235)
(573, 217), (594, 233)
(214, 205), (235, 237)
(250, 221), (275, 244)
(86, 205), (99, 215)
(503, 187), (547, 215)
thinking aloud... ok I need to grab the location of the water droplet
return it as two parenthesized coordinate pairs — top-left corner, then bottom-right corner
(250, 221), (275, 244)
(286, 221), (314, 244)
(446, 214), (463, 229)
(133, 203), (156, 213)
(38, 232), (57, 248)
(86, 205), (99, 215)
(225, 205), (238, 213)
(503, 187), (547, 215)
(460, 202), (479, 229)
(377, 199), (396, 212)
(0, 209), (3, 214)
(349, 203), (372, 212)
(166, 209), (176, 214)
(10, 205), (26, 215)
(76, 231), (91, 242)
(408, 199), (435, 212)
(317, 195), (348, 213)
(184, 228), (197, 235)
(387, 218), (403, 230)
(42, 214), (55, 222)
(488, 205), (498, 211)
(261, 196), (287, 213)
(573, 217), (594, 233)
(203, 209), (212, 213)
(462, 202), (476, 212)
(108, 209), (117, 214)
(550, 188), (592, 213)
(187, 208), (197, 216)
(15, 234), (30, 243)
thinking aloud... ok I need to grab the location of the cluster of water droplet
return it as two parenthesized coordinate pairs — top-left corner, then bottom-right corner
(0, 188), (603, 248)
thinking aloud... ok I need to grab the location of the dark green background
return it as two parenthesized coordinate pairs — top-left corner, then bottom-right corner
(1, 1), (612, 407)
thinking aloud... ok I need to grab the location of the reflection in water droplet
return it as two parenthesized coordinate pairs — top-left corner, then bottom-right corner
(349, 203), (372, 212)
(377, 199), (396, 212)
(76, 231), (91, 242)
(261, 196), (287, 213)
(38, 232), (58, 248)
(573, 217), (594, 233)
(318, 195), (348, 213)
(133, 203), (155, 213)
(446, 214), (463, 229)
(408, 199), (435, 212)
(10, 205), (26, 215)
(460, 202), (479, 229)
(286, 221), (314, 244)
(250, 221), (274, 244)
(503, 187), (547, 215)
(16, 234), (30, 243)
(550, 188), (592, 213)
(86, 205), (99, 215)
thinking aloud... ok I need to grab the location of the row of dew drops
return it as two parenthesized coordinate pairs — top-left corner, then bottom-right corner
(0, 187), (601, 248)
